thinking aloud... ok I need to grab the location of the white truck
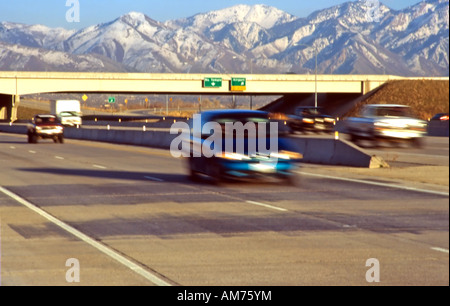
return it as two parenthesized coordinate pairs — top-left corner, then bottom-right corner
(50, 100), (82, 127)
(345, 104), (427, 147)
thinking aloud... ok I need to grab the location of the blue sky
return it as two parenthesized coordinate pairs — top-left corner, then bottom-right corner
(0, 0), (425, 29)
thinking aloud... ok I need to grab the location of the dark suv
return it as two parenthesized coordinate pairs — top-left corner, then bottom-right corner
(288, 106), (336, 134)
(27, 114), (64, 144)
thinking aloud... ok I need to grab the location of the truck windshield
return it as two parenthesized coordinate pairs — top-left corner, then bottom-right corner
(35, 117), (58, 124)
(375, 107), (412, 117)
(297, 108), (324, 116)
(60, 111), (80, 117)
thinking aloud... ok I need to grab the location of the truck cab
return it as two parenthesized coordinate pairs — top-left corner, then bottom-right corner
(59, 110), (82, 127)
(345, 104), (427, 147)
(27, 114), (64, 144)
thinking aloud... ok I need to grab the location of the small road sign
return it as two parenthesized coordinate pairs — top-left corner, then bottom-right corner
(204, 77), (223, 88)
(231, 78), (247, 91)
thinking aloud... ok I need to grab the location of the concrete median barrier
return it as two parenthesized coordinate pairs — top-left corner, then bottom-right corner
(65, 126), (387, 168)
(63, 126), (179, 150)
(0, 123), (387, 168)
(428, 121), (449, 137)
(0, 123), (27, 134)
(286, 136), (389, 168)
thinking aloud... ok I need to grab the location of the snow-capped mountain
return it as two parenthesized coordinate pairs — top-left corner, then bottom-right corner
(0, 42), (130, 72)
(167, 4), (296, 33)
(0, 22), (74, 49)
(265, 0), (449, 75)
(0, 1), (448, 76)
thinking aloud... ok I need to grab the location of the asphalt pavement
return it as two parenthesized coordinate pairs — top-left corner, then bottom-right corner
(0, 132), (448, 286)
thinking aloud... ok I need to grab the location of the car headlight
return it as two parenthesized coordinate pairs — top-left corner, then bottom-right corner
(410, 123), (427, 131)
(302, 118), (314, 124)
(270, 150), (303, 160)
(374, 121), (392, 128)
(216, 152), (251, 161)
(324, 118), (336, 123)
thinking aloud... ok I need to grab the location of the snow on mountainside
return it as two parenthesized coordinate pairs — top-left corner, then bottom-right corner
(385, 0), (449, 75)
(0, 1), (448, 76)
(166, 4), (296, 31)
(0, 22), (75, 49)
(267, 0), (449, 75)
(0, 42), (130, 72)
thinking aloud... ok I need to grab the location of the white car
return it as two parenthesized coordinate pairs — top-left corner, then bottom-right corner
(345, 104), (427, 147)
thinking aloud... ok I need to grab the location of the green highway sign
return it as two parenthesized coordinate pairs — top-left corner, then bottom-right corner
(108, 97), (116, 103)
(203, 77), (223, 88)
(231, 78), (247, 91)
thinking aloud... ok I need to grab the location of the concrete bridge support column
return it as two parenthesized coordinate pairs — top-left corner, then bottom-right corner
(0, 94), (20, 122)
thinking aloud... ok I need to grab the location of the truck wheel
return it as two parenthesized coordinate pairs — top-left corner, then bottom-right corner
(411, 138), (423, 149)
(350, 133), (359, 144)
(372, 139), (381, 148)
(206, 162), (223, 185)
(29, 134), (38, 144)
(187, 157), (201, 182)
(283, 172), (301, 187)
(58, 136), (64, 144)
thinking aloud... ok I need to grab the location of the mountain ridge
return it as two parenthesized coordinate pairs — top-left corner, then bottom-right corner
(0, 1), (448, 76)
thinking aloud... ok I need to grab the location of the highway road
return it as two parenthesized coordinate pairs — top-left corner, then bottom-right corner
(0, 132), (448, 286)
(345, 135), (449, 167)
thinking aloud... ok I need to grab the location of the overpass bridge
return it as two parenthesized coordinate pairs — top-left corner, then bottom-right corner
(0, 71), (446, 121)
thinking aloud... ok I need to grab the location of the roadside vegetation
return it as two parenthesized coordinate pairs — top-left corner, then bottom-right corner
(17, 106), (49, 121)
(352, 80), (449, 120)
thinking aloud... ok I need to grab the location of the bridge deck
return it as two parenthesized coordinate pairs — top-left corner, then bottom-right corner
(1, 71), (437, 96)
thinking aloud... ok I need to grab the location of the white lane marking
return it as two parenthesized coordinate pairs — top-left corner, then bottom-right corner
(93, 164), (107, 169)
(431, 247), (449, 254)
(297, 171), (449, 197)
(28, 150), (36, 154)
(55, 156), (65, 160)
(144, 176), (164, 182)
(0, 186), (172, 286)
(379, 151), (449, 158)
(246, 200), (288, 212)
(9, 146), (15, 149)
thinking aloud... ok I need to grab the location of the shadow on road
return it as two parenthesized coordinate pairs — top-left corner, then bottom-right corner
(17, 167), (187, 183)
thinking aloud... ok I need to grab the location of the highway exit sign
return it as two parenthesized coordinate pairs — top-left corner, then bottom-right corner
(231, 78), (247, 91)
(203, 77), (222, 88)
(108, 97), (116, 103)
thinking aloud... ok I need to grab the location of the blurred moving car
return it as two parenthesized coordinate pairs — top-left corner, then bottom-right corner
(345, 104), (427, 147)
(287, 106), (336, 134)
(430, 113), (449, 122)
(184, 110), (303, 184)
(27, 114), (64, 144)
(428, 112), (449, 137)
